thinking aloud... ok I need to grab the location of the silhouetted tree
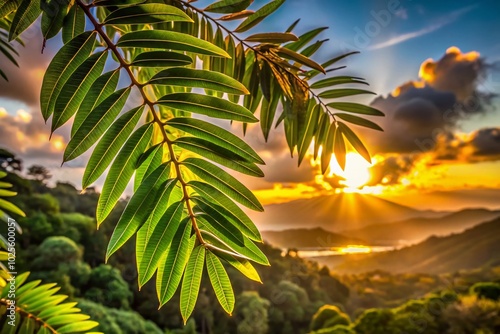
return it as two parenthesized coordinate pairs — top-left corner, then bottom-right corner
(27, 164), (52, 183)
(0, 148), (22, 172)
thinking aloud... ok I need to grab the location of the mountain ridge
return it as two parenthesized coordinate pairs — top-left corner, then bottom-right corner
(249, 192), (444, 231)
(314, 217), (500, 274)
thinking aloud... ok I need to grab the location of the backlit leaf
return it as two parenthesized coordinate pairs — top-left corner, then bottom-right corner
(206, 251), (234, 314)
(118, 30), (230, 58)
(180, 245), (205, 324)
(235, 0), (285, 33)
(97, 123), (153, 223)
(157, 93), (257, 123)
(182, 157), (263, 211)
(150, 68), (249, 95)
(41, 31), (96, 121)
(103, 4), (193, 25)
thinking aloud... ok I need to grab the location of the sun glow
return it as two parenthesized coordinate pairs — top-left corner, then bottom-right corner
(329, 153), (372, 190)
(338, 245), (372, 254)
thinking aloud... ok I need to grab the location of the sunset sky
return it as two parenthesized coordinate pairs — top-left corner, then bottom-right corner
(0, 0), (499, 211)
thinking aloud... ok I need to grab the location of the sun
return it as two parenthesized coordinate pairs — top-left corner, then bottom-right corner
(329, 152), (372, 189)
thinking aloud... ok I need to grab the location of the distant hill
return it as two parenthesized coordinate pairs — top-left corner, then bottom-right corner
(249, 193), (442, 231)
(316, 217), (500, 274)
(261, 227), (367, 249)
(343, 208), (500, 246)
(378, 188), (500, 211)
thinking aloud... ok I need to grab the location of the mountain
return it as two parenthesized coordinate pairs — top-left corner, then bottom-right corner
(378, 188), (500, 211)
(315, 217), (500, 274)
(343, 208), (500, 246)
(261, 227), (367, 249)
(249, 193), (443, 231)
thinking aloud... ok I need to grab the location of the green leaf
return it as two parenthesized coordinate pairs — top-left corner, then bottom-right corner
(275, 47), (325, 73)
(260, 80), (280, 140)
(245, 32), (298, 44)
(150, 68), (249, 95)
(97, 123), (153, 223)
(174, 137), (263, 177)
(136, 179), (180, 275)
(62, 4), (85, 44)
(335, 113), (383, 131)
(180, 245), (205, 324)
(319, 89), (375, 99)
(327, 102), (384, 116)
(138, 200), (184, 287)
(52, 51), (108, 132)
(310, 76), (368, 89)
(182, 157), (263, 211)
(72, 70), (120, 136)
(106, 162), (171, 259)
(297, 103), (321, 166)
(219, 10), (254, 21)
(41, 0), (68, 41)
(205, 0), (253, 14)
(93, 0), (146, 7)
(0, 198), (25, 217)
(321, 121), (336, 174)
(217, 251), (262, 282)
(41, 31), (96, 121)
(130, 51), (192, 68)
(196, 209), (244, 247)
(36, 302), (78, 319)
(314, 111), (329, 160)
(206, 251), (234, 314)
(192, 196), (261, 241)
(322, 51), (360, 69)
(285, 27), (328, 51)
(188, 180), (260, 237)
(158, 219), (195, 306)
(64, 87), (131, 162)
(201, 227), (269, 266)
(58, 321), (99, 334)
(157, 93), (257, 123)
(0, 0), (20, 19)
(338, 122), (371, 163)
(0, 189), (16, 197)
(9, 0), (41, 41)
(46, 314), (90, 327)
(118, 30), (230, 58)
(301, 38), (328, 58)
(166, 117), (263, 164)
(134, 144), (164, 191)
(83, 106), (144, 189)
(103, 4), (193, 25)
(285, 18), (300, 33)
(333, 125), (346, 170)
(235, 0), (285, 33)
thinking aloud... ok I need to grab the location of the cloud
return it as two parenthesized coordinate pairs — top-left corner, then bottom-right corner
(0, 107), (68, 167)
(368, 5), (477, 50)
(239, 123), (316, 184)
(0, 23), (54, 107)
(365, 47), (493, 154)
(367, 155), (416, 186)
(433, 127), (500, 163)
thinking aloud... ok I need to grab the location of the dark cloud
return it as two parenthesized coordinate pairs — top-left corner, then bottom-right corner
(420, 47), (486, 101)
(433, 127), (500, 163)
(365, 47), (494, 155)
(367, 155), (416, 186)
